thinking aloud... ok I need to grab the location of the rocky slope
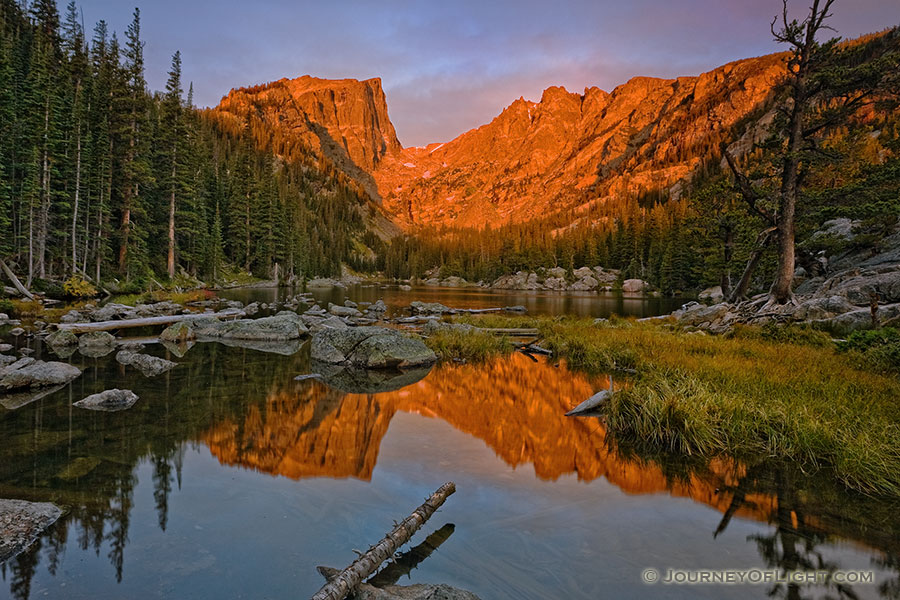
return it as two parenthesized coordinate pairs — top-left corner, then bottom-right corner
(212, 53), (786, 230)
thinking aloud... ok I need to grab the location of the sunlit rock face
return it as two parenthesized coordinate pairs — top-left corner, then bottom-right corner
(212, 54), (785, 229)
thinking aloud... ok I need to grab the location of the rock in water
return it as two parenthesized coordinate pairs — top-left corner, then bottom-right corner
(46, 329), (78, 348)
(74, 389), (139, 411)
(159, 321), (196, 343)
(0, 499), (63, 562)
(311, 327), (437, 368)
(116, 351), (177, 377)
(409, 301), (451, 315)
(0, 358), (81, 391)
(622, 279), (648, 293)
(189, 312), (308, 341)
(77, 331), (117, 357)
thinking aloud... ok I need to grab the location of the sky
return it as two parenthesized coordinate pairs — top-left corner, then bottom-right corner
(70, 0), (899, 148)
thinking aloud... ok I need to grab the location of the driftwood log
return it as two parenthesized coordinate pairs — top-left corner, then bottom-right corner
(0, 258), (34, 300)
(310, 482), (456, 600)
(56, 309), (245, 333)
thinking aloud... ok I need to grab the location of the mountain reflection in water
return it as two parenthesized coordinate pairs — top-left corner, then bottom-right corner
(1, 343), (899, 599)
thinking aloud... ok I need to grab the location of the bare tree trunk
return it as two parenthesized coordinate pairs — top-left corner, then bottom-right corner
(728, 227), (776, 303)
(310, 482), (456, 600)
(167, 143), (176, 279)
(71, 120), (82, 275)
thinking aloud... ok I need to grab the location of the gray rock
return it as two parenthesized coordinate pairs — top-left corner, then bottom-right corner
(0, 358), (81, 391)
(0, 344), (11, 352)
(0, 499), (63, 563)
(569, 275), (599, 291)
(74, 389), (139, 412)
(91, 303), (137, 322)
(18, 348), (33, 356)
(0, 313), (8, 324)
(543, 276), (567, 290)
(344, 300), (359, 308)
(815, 267), (900, 306)
(329, 303), (363, 318)
(573, 266), (594, 279)
(699, 286), (725, 304)
(191, 313), (308, 341)
(301, 314), (349, 332)
(398, 284), (412, 291)
(792, 295), (855, 320)
(116, 351), (177, 377)
(159, 321), (196, 343)
(422, 320), (479, 335)
(243, 302), (260, 316)
(311, 326), (437, 368)
(678, 303), (733, 328)
(60, 310), (84, 324)
(134, 301), (183, 318)
(441, 276), (467, 287)
(368, 300), (388, 317)
(0, 354), (15, 368)
(813, 303), (900, 336)
(78, 331), (116, 349)
(622, 279), (648, 293)
(9, 327), (24, 336)
(311, 362), (433, 394)
(546, 266), (567, 279)
(45, 329), (78, 349)
(307, 278), (344, 289)
(410, 301), (451, 315)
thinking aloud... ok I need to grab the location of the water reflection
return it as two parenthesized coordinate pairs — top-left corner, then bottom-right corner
(1, 344), (899, 599)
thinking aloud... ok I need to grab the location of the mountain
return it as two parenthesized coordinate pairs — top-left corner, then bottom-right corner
(212, 53), (786, 231)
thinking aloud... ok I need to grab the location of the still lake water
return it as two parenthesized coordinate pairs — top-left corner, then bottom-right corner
(1, 287), (899, 599)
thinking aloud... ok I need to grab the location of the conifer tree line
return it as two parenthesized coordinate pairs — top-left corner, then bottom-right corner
(0, 0), (371, 294)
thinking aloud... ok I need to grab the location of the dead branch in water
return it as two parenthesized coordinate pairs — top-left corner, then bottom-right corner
(310, 482), (456, 600)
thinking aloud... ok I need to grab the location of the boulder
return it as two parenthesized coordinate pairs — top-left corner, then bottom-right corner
(0, 354), (15, 368)
(159, 321), (196, 343)
(329, 303), (363, 318)
(301, 314), (349, 332)
(45, 329), (78, 348)
(569, 275), (599, 291)
(410, 301), (451, 315)
(344, 300), (359, 308)
(134, 301), (183, 318)
(814, 267), (900, 306)
(312, 363), (433, 394)
(0, 499), (63, 563)
(244, 302), (260, 316)
(367, 299), (388, 318)
(0, 344), (11, 352)
(307, 278), (343, 289)
(622, 279), (648, 293)
(592, 267), (619, 286)
(0, 358), (81, 391)
(78, 331), (116, 350)
(311, 327), (437, 369)
(91, 303), (137, 322)
(60, 310), (84, 324)
(791, 295), (855, 320)
(542, 277), (567, 290)
(442, 276), (467, 287)
(0, 313), (8, 324)
(398, 284), (412, 291)
(74, 389), (139, 412)
(422, 320), (479, 335)
(813, 303), (900, 336)
(698, 286), (725, 304)
(546, 266), (567, 279)
(116, 351), (177, 377)
(190, 313), (308, 341)
(573, 266), (594, 279)
(678, 303), (733, 328)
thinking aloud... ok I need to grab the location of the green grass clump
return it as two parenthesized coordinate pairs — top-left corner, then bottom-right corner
(838, 328), (900, 375)
(424, 328), (515, 362)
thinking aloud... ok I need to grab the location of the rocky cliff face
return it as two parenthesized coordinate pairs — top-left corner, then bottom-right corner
(374, 53), (786, 228)
(213, 54), (786, 230)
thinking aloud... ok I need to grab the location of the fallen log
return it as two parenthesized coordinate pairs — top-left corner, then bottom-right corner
(566, 376), (614, 416)
(310, 482), (456, 600)
(0, 259), (35, 300)
(56, 309), (245, 333)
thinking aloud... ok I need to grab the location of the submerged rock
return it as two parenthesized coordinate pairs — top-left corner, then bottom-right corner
(311, 326), (437, 368)
(312, 362), (433, 394)
(0, 358), (81, 391)
(0, 499), (63, 562)
(74, 389), (139, 412)
(116, 351), (177, 377)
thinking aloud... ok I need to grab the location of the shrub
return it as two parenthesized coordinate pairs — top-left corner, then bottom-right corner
(63, 276), (98, 298)
(838, 328), (900, 374)
(0, 299), (14, 314)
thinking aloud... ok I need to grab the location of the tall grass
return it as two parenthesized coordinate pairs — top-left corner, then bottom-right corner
(424, 328), (515, 362)
(533, 317), (900, 495)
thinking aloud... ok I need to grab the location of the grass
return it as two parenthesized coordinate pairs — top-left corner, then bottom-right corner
(423, 327), (515, 362)
(444, 314), (900, 496)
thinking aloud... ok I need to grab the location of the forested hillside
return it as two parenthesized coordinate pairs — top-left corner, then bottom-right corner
(380, 29), (900, 296)
(0, 0), (376, 295)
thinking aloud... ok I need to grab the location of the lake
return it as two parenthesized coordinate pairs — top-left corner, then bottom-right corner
(1, 287), (898, 600)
